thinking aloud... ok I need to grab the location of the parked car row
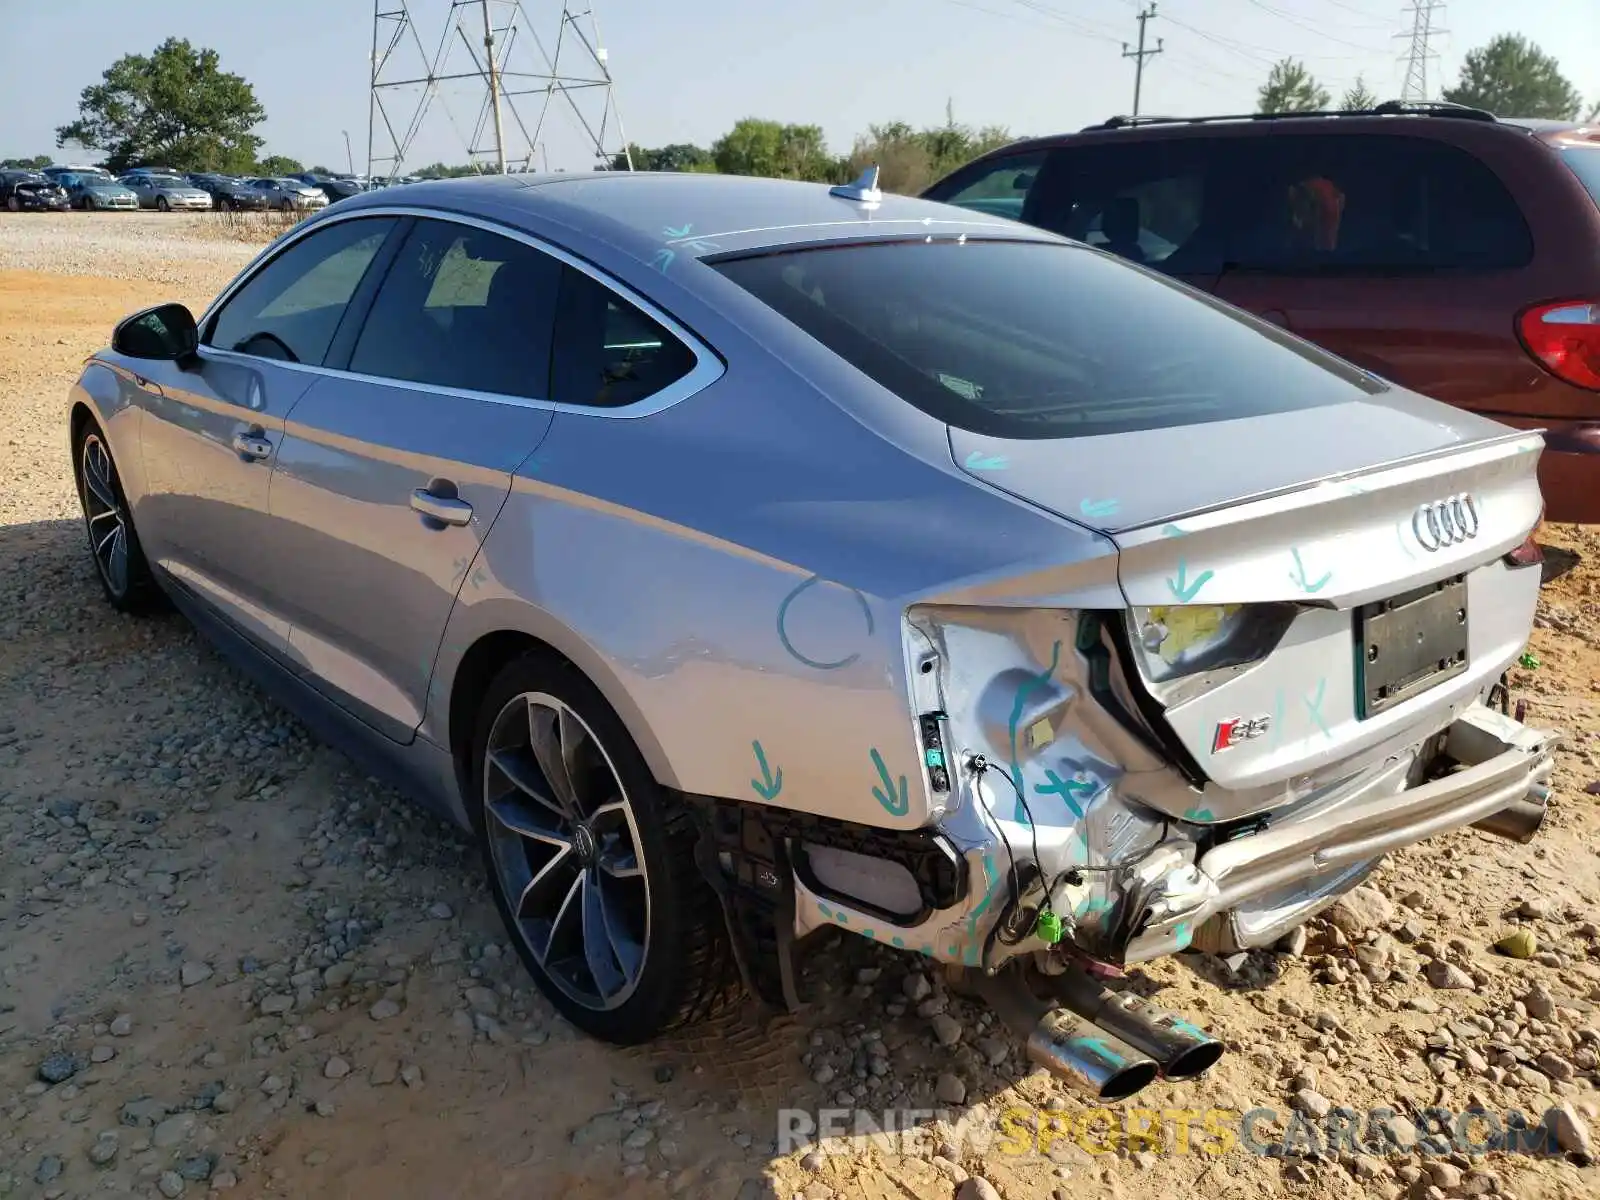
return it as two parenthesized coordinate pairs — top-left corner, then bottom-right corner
(1, 164), (360, 214)
(921, 100), (1600, 525)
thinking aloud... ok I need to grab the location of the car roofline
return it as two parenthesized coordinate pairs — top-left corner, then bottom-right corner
(954, 103), (1547, 173)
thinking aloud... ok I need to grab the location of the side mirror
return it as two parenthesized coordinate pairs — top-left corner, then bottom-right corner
(112, 302), (199, 364)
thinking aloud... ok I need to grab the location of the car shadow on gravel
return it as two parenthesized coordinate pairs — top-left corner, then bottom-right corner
(1176, 946), (1288, 993)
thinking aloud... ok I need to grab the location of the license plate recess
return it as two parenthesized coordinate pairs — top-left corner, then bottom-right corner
(1354, 575), (1469, 719)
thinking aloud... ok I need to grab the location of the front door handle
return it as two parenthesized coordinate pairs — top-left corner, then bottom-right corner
(232, 431), (273, 461)
(411, 487), (473, 527)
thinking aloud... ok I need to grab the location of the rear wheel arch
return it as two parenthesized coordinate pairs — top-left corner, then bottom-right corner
(445, 626), (679, 807)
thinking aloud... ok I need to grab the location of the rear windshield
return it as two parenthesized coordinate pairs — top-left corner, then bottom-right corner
(1558, 145), (1600, 207)
(711, 238), (1385, 440)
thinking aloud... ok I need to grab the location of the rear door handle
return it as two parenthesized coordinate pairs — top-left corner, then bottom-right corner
(411, 488), (473, 527)
(233, 431), (273, 461)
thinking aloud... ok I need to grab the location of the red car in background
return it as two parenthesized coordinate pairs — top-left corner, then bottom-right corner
(923, 102), (1600, 524)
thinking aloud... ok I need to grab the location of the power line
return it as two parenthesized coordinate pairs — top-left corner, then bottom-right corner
(1239, 0), (1392, 52)
(1321, 0), (1394, 20)
(1122, 4), (1164, 116)
(1006, 0), (1125, 44)
(1397, 1), (1446, 103)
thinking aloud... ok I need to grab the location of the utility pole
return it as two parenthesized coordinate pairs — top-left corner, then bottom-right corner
(1397, 1), (1446, 104)
(480, 0), (507, 174)
(1122, 4), (1164, 117)
(342, 130), (354, 175)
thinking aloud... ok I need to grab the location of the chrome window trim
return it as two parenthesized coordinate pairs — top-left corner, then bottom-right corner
(196, 204), (727, 421)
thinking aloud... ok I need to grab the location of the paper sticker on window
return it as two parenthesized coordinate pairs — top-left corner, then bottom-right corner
(425, 240), (503, 308)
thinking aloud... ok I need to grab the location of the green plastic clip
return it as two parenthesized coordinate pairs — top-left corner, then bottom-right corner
(1518, 651), (1540, 670)
(1035, 908), (1064, 945)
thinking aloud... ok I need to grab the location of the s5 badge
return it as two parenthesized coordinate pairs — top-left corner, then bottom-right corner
(1213, 715), (1272, 753)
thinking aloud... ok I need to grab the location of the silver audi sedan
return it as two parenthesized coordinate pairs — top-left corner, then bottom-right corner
(69, 171), (1557, 1098)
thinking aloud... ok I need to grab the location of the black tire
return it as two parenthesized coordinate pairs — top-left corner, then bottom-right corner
(5, 196), (17, 212)
(72, 418), (162, 614)
(217, 196), (231, 212)
(468, 648), (733, 1044)
(156, 196), (169, 212)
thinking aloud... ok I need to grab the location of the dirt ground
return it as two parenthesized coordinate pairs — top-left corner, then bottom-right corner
(1, 214), (1598, 1200)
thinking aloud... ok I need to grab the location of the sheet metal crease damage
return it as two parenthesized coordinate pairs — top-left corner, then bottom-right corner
(692, 603), (1560, 1102)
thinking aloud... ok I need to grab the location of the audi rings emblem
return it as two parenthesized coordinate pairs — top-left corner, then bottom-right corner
(1412, 493), (1481, 552)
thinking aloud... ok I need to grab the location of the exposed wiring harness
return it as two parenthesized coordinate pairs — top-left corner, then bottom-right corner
(966, 752), (1183, 969)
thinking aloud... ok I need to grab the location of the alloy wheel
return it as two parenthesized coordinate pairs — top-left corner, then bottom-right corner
(79, 433), (130, 596)
(482, 691), (651, 1012)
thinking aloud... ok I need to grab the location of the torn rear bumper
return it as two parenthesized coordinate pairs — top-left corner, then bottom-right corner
(1126, 702), (1559, 962)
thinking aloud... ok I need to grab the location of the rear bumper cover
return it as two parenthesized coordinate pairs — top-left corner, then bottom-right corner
(1124, 702), (1559, 962)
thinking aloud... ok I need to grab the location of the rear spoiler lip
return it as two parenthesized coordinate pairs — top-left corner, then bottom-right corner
(1106, 428), (1545, 537)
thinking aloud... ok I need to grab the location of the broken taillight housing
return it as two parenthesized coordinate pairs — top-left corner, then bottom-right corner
(1516, 300), (1600, 390)
(1125, 602), (1300, 691)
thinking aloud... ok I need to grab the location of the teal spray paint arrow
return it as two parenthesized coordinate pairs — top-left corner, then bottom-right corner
(1166, 558), (1214, 602)
(750, 740), (783, 801)
(869, 747), (909, 816)
(1288, 547), (1332, 594)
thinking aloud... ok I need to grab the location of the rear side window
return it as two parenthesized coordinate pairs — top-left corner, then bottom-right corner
(924, 151), (1046, 221)
(712, 238), (1385, 440)
(1228, 135), (1532, 272)
(1558, 144), (1600, 207)
(206, 216), (396, 365)
(550, 267), (696, 408)
(349, 217), (561, 399)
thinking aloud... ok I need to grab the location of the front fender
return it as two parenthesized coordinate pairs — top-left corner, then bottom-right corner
(68, 357), (148, 506)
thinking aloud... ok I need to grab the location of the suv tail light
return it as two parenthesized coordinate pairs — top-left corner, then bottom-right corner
(1517, 300), (1600, 390)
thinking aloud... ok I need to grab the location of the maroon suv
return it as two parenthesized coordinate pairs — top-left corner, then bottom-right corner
(922, 102), (1600, 524)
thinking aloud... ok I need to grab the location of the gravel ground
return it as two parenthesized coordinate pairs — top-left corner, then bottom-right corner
(2, 213), (1600, 1200)
(0, 213), (284, 290)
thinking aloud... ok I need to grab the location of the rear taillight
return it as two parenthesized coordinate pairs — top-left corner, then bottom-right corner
(1504, 504), (1545, 567)
(1505, 535), (1544, 567)
(1517, 300), (1600, 390)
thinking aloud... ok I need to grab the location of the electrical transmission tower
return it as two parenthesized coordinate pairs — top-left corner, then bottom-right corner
(1122, 4), (1164, 118)
(1396, 1), (1446, 104)
(367, 1), (632, 181)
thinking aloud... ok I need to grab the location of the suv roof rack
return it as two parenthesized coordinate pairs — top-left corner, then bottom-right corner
(1080, 100), (1497, 133)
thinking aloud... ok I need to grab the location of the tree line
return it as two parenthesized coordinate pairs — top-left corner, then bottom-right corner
(1258, 34), (1598, 119)
(608, 104), (1015, 195)
(7, 32), (1596, 184)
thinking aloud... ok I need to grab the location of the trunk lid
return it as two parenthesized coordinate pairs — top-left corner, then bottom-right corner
(952, 407), (1548, 796)
(948, 387), (1534, 548)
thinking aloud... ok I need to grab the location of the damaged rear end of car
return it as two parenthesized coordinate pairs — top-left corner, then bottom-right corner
(710, 229), (1561, 1102)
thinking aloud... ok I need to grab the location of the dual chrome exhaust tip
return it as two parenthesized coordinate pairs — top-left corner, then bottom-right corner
(974, 966), (1224, 1103)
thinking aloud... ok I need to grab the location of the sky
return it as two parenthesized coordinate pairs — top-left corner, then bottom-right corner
(1, 0), (1597, 174)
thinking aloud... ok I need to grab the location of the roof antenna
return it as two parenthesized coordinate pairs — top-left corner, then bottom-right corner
(829, 164), (883, 205)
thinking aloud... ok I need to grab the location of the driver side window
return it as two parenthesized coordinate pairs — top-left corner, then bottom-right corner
(205, 217), (397, 365)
